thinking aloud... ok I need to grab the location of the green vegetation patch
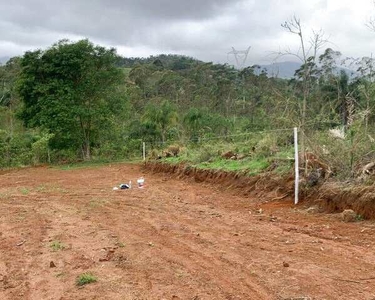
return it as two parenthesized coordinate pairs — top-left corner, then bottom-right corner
(160, 140), (295, 176)
(76, 273), (97, 286)
(20, 187), (30, 195)
(50, 241), (66, 251)
(197, 157), (269, 175)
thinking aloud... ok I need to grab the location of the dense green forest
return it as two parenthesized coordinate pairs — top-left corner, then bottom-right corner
(1, 38), (375, 180)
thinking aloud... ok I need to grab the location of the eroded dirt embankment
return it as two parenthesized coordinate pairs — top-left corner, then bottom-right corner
(144, 161), (375, 219)
(308, 183), (375, 219)
(144, 162), (295, 198)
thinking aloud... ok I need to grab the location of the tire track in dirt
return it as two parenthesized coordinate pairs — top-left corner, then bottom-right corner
(92, 205), (274, 299)
(0, 197), (49, 299)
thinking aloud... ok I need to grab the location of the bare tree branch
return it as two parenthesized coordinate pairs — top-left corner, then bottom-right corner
(366, 0), (375, 31)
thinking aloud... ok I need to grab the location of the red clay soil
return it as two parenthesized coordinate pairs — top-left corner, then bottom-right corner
(1, 163), (375, 300)
(144, 162), (295, 199)
(146, 162), (375, 220)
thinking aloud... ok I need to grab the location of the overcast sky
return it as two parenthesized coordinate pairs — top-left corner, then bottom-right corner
(1, 0), (375, 65)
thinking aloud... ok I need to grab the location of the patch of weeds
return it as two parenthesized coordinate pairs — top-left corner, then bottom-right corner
(47, 184), (68, 194)
(50, 241), (66, 251)
(88, 198), (107, 208)
(274, 148), (294, 159)
(0, 192), (10, 199)
(116, 242), (125, 248)
(35, 184), (68, 193)
(56, 272), (65, 278)
(245, 158), (270, 174)
(76, 273), (97, 286)
(273, 162), (293, 175)
(20, 187), (30, 195)
(195, 157), (269, 175)
(55, 187), (68, 194)
(356, 214), (365, 221)
(36, 185), (46, 192)
(164, 156), (184, 164)
(158, 141), (295, 177)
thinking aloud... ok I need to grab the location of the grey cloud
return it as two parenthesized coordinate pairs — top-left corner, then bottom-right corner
(0, 0), (375, 65)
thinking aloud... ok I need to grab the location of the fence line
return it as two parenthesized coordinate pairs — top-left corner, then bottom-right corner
(143, 121), (341, 147)
(145, 127), (298, 147)
(142, 126), (301, 206)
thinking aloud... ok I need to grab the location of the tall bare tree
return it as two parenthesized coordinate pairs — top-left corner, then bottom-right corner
(279, 16), (328, 163)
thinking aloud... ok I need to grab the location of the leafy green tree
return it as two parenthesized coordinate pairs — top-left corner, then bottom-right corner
(17, 39), (123, 160)
(143, 99), (178, 143)
(129, 64), (155, 97)
(184, 108), (204, 142)
(129, 119), (160, 145)
(31, 132), (54, 164)
(157, 70), (185, 104)
(0, 57), (21, 136)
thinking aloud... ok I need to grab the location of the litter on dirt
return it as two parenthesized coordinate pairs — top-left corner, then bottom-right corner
(120, 183), (131, 190)
(137, 177), (145, 188)
(16, 240), (26, 247)
(113, 180), (132, 190)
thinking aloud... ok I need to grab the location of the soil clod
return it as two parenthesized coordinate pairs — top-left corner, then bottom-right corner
(341, 209), (357, 222)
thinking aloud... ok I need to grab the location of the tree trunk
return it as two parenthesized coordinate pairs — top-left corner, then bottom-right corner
(84, 140), (91, 161)
(79, 116), (91, 161)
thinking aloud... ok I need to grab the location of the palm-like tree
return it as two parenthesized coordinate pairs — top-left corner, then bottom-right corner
(143, 99), (178, 143)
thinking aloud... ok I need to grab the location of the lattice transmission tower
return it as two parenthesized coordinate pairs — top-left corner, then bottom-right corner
(227, 46), (251, 69)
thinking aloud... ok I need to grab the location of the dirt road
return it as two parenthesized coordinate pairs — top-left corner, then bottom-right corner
(1, 163), (375, 300)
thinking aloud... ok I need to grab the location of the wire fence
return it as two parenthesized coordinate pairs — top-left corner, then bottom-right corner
(147, 127), (297, 147)
(142, 122), (375, 182)
(142, 126), (300, 167)
(303, 125), (375, 180)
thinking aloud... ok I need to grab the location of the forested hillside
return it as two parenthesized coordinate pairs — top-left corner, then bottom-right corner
(1, 39), (375, 180)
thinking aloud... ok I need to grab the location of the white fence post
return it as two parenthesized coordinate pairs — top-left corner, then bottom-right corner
(294, 127), (299, 205)
(143, 142), (146, 161)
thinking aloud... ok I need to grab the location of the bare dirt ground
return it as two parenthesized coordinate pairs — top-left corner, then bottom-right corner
(1, 163), (375, 300)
